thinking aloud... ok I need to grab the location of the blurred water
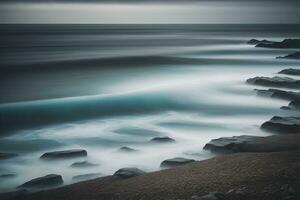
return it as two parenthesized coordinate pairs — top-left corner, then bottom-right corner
(0, 24), (299, 192)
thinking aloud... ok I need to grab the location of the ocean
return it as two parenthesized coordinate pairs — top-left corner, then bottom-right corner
(0, 24), (299, 192)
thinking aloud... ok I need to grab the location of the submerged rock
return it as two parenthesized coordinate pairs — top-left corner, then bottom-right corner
(150, 136), (175, 143)
(40, 149), (87, 160)
(246, 76), (300, 89)
(255, 89), (300, 101)
(160, 157), (195, 168)
(0, 152), (18, 160)
(18, 174), (63, 189)
(277, 52), (300, 60)
(70, 161), (99, 168)
(72, 173), (102, 181)
(118, 146), (138, 153)
(256, 39), (300, 48)
(278, 68), (300, 76)
(261, 116), (300, 134)
(0, 174), (17, 179)
(114, 168), (145, 178)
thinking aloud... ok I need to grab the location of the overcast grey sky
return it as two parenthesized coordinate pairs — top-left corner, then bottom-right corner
(1, 0), (300, 24)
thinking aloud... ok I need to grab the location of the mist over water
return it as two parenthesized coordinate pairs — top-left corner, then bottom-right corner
(0, 24), (300, 192)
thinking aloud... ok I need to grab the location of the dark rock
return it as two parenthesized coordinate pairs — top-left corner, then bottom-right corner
(0, 152), (18, 160)
(279, 68), (300, 76)
(114, 168), (145, 178)
(277, 52), (300, 60)
(0, 173), (17, 179)
(150, 136), (175, 143)
(255, 89), (300, 101)
(256, 39), (300, 48)
(289, 100), (300, 109)
(280, 106), (291, 110)
(70, 161), (99, 168)
(40, 149), (87, 160)
(247, 39), (273, 45)
(160, 157), (195, 168)
(72, 173), (102, 181)
(246, 76), (300, 89)
(0, 189), (27, 200)
(261, 116), (300, 134)
(119, 146), (138, 153)
(197, 192), (228, 200)
(18, 174), (63, 189)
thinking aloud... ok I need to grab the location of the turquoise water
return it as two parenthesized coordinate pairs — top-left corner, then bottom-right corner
(0, 24), (299, 192)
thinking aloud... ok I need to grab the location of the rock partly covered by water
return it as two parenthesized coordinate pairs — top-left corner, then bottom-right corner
(255, 39), (300, 48)
(277, 52), (300, 60)
(150, 136), (175, 143)
(70, 161), (98, 168)
(289, 100), (300, 109)
(0, 152), (18, 160)
(119, 146), (138, 153)
(278, 68), (300, 76)
(247, 39), (273, 45)
(255, 89), (300, 101)
(18, 174), (63, 189)
(246, 76), (300, 89)
(0, 174), (17, 179)
(160, 157), (195, 168)
(114, 168), (145, 179)
(72, 173), (102, 181)
(261, 116), (300, 134)
(40, 149), (87, 160)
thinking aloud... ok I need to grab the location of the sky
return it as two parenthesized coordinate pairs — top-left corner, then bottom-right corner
(1, 0), (300, 24)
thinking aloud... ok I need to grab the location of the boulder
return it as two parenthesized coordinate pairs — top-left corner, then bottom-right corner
(72, 173), (102, 181)
(114, 168), (145, 178)
(118, 146), (138, 153)
(256, 39), (300, 48)
(255, 89), (300, 101)
(261, 116), (300, 134)
(18, 174), (63, 189)
(150, 136), (175, 143)
(277, 52), (300, 60)
(278, 68), (300, 76)
(40, 149), (87, 160)
(246, 76), (300, 89)
(70, 161), (98, 168)
(160, 157), (195, 168)
(0, 152), (18, 160)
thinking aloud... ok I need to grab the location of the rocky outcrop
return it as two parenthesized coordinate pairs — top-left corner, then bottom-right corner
(0, 152), (18, 160)
(18, 174), (63, 189)
(246, 76), (300, 89)
(261, 116), (300, 134)
(72, 173), (102, 181)
(150, 136), (175, 143)
(288, 100), (300, 109)
(40, 149), (87, 160)
(255, 89), (300, 101)
(70, 161), (98, 168)
(160, 157), (195, 168)
(277, 52), (300, 60)
(278, 68), (300, 76)
(255, 39), (300, 48)
(118, 146), (138, 153)
(247, 39), (273, 45)
(114, 168), (145, 179)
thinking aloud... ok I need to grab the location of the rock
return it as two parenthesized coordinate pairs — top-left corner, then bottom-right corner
(247, 39), (273, 45)
(246, 76), (300, 89)
(289, 100), (300, 109)
(261, 116), (300, 134)
(40, 149), (87, 160)
(18, 174), (63, 189)
(280, 106), (291, 110)
(255, 89), (300, 101)
(277, 52), (300, 60)
(0, 152), (18, 160)
(150, 136), (175, 143)
(256, 39), (300, 48)
(72, 173), (102, 181)
(118, 146), (138, 153)
(114, 168), (145, 178)
(196, 192), (228, 200)
(160, 157), (195, 168)
(278, 68), (300, 76)
(0, 173), (17, 179)
(70, 161), (98, 168)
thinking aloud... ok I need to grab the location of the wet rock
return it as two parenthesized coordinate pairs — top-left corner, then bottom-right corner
(261, 116), (300, 134)
(196, 192), (228, 200)
(0, 173), (17, 179)
(277, 52), (300, 60)
(150, 136), (175, 143)
(72, 173), (102, 181)
(280, 106), (291, 110)
(119, 146), (138, 153)
(114, 168), (145, 178)
(289, 100), (300, 109)
(40, 149), (87, 160)
(256, 39), (300, 48)
(255, 89), (300, 101)
(0, 152), (18, 160)
(160, 157), (195, 168)
(247, 76), (300, 89)
(247, 39), (273, 45)
(18, 174), (63, 189)
(279, 68), (300, 76)
(70, 161), (99, 168)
